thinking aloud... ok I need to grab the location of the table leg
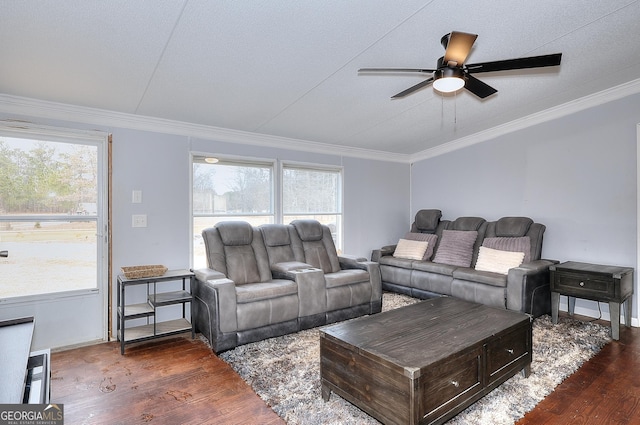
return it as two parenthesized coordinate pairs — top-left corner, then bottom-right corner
(609, 301), (620, 341)
(551, 292), (560, 324)
(321, 383), (331, 401)
(624, 296), (633, 328)
(568, 296), (576, 315)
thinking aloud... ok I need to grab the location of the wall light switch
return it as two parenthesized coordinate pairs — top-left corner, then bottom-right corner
(132, 190), (142, 203)
(132, 214), (147, 228)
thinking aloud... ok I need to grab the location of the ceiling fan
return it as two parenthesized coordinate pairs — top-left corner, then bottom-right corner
(359, 31), (562, 99)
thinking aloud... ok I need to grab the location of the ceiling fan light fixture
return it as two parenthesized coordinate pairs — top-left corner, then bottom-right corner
(433, 67), (465, 93)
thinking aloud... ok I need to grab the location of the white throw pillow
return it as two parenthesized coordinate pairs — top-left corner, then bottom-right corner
(475, 246), (525, 275)
(393, 239), (429, 260)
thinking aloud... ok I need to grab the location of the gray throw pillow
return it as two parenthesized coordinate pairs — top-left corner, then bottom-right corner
(433, 230), (478, 267)
(404, 232), (438, 260)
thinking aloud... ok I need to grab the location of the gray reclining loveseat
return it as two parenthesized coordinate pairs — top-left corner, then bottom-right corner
(193, 220), (381, 352)
(372, 209), (558, 317)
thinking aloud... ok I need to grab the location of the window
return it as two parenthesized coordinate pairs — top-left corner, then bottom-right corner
(192, 157), (274, 268)
(191, 156), (343, 268)
(282, 164), (342, 251)
(0, 131), (105, 300)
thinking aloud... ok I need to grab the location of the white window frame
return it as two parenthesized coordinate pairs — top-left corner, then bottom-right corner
(190, 154), (344, 265)
(0, 123), (109, 304)
(190, 153), (276, 268)
(280, 160), (344, 250)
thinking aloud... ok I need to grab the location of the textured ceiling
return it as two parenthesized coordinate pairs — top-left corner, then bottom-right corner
(2, 0), (640, 156)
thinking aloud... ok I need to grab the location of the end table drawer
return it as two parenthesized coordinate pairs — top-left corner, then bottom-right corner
(553, 271), (614, 298)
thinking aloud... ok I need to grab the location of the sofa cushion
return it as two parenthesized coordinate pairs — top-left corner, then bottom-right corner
(291, 219), (323, 241)
(379, 255), (415, 268)
(235, 279), (298, 303)
(453, 267), (508, 287)
(404, 232), (438, 260)
(393, 238), (429, 260)
(412, 260), (457, 276)
(451, 267), (507, 288)
(270, 261), (312, 274)
(324, 269), (370, 288)
(217, 221), (254, 246)
(414, 209), (442, 232)
(450, 217), (485, 231)
(495, 217), (533, 237)
(260, 224), (291, 246)
(224, 245), (261, 284)
(475, 246), (525, 275)
(433, 230), (478, 267)
(483, 236), (531, 264)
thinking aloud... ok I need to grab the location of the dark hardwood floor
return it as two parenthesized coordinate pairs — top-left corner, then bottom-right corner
(51, 314), (640, 425)
(51, 336), (284, 425)
(517, 314), (640, 425)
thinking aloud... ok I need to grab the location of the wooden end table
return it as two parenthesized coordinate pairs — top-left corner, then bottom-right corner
(550, 261), (633, 340)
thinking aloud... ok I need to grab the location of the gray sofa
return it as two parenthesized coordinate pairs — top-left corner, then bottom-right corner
(193, 220), (382, 352)
(372, 210), (558, 317)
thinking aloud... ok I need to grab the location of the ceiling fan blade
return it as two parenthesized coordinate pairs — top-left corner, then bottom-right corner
(358, 68), (436, 73)
(442, 31), (478, 66)
(466, 53), (562, 73)
(464, 74), (497, 99)
(391, 77), (435, 99)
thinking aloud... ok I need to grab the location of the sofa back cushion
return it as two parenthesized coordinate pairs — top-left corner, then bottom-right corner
(224, 245), (261, 285)
(202, 221), (272, 285)
(259, 224), (296, 265)
(412, 209), (442, 232)
(290, 220), (341, 273)
(495, 217), (533, 236)
(484, 217), (545, 262)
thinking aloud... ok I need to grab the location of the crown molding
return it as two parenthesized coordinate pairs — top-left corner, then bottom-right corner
(0, 94), (410, 163)
(410, 78), (640, 163)
(2, 77), (639, 166)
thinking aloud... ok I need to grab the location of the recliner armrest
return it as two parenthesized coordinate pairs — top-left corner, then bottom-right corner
(371, 245), (396, 262)
(288, 268), (327, 317)
(270, 261), (313, 279)
(510, 259), (559, 276)
(506, 259), (560, 313)
(338, 256), (382, 303)
(193, 267), (226, 282)
(340, 253), (368, 263)
(338, 255), (371, 270)
(193, 269), (238, 334)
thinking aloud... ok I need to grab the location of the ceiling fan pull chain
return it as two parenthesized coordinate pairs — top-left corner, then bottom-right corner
(454, 91), (457, 126)
(441, 93), (444, 129)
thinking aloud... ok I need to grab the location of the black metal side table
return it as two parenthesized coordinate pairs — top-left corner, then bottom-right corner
(117, 269), (195, 354)
(550, 261), (633, 340)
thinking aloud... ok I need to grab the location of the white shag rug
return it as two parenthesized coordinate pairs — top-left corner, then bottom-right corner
(217, 293), (611, 424)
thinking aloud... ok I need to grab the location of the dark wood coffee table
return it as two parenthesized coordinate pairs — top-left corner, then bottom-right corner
(320, 296), (532, 425)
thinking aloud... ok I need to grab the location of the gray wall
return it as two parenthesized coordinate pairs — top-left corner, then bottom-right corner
(0, 109), (410, 345)
(2, 89), (638, 347)
(411, 92), (639, 322)
(111, 130), (410, 331)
